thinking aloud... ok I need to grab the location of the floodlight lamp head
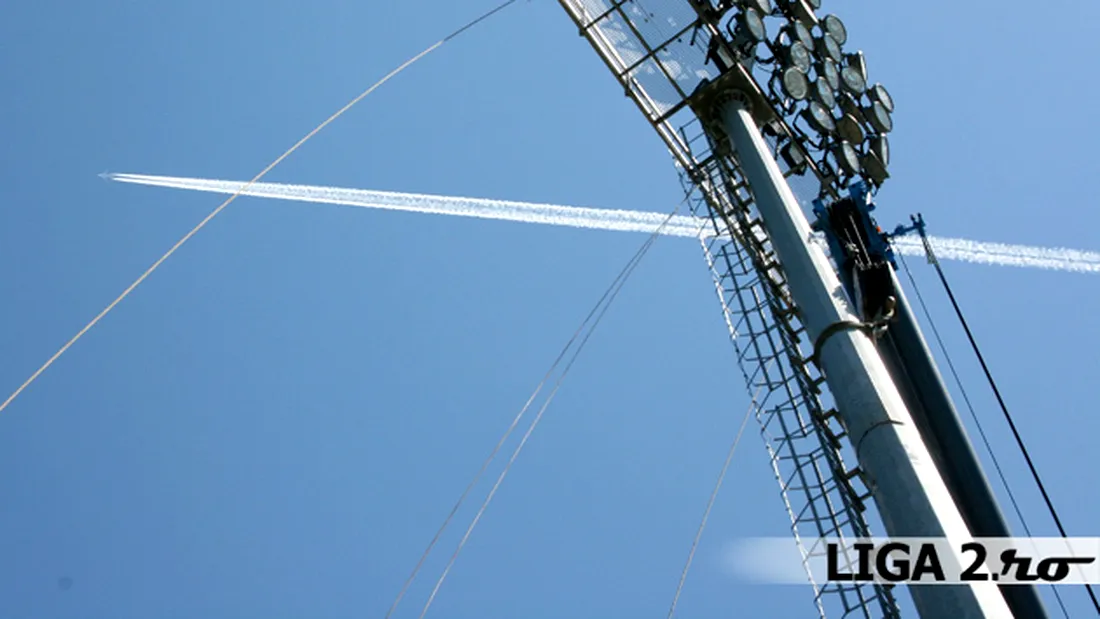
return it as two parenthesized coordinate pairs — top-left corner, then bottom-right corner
(780, 140), (808, 172)
(785, 21), (814, 50)
(817, 33), (844, 65)
(845, 51), (867, 83)
(837, 113), (864, 144)
(812, 76), (835, 109)
(821, 14), (847, 45)
(838, 91), (866, 124)
(780, 66), (810, 100)
(834, 140), (861, 176)
(861, 150), (889, 185)
(785, 40), (812, 73)
(866, 100), (893, 133)
(708, 36), (739, 71)
(804, 100), (836, 134)
(868, 134), (889, 166)
(840, 65), (867, 95)
(782, 0), (819, 30)
(869, 83), (894, 113)
(818, 58), (840, 91)
(738, 8), (767, 42)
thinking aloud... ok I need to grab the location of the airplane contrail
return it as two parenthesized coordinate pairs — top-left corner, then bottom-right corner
(106, 173), (1100, 274)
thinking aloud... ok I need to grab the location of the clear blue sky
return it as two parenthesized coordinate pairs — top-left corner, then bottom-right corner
(1, 0), (1098, 617)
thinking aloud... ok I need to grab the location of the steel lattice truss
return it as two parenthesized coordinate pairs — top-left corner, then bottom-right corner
(554, 0), (899, 615)
(686, 130), (900, 619)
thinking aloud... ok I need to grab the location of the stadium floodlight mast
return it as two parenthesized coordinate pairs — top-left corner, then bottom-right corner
(553, 0), (1046, 617)
(687, 3), (1014, 617)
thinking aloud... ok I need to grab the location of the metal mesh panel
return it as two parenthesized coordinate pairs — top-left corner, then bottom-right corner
(560, 0), (716, 155)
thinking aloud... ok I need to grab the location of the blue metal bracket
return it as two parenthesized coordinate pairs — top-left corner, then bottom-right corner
(813, 180), (896, 266)
(813, 183), (933, 273)
(888, 213), (926, 241)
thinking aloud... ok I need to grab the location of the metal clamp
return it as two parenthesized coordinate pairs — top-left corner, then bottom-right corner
(811, 297), (896, 368)
(811, 320), (875, 368)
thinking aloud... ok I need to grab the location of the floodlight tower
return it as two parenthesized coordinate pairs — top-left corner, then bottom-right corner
(553, 0), (1048, 617)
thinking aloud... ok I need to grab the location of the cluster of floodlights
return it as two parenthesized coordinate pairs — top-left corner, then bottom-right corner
(710, 0), (894, 187)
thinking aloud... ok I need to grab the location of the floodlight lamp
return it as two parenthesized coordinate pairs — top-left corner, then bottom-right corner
(840, 66), (866, 94)
(838, 92), (865, 123)
(834, 140), (861, 176)
(869, 83), (894, 113)
(811, 76), (835, 109)
(821, 14), (847, 45)
(780, 140), (808, 172)
(818, 59), (840, 91)
(785, 21), (814, 49)
(837, 113), (863, 144)
(861, 150), (889, 185)
(845, 51), (867, 83)
(815, 33), (844, 65)
(738, 8), (767, 42)
(781, 66), (810, 100)
(804, 100), (836, 134)
(806, 0), (821, 9)
(783, 0), (818, 30)
(868, 134), (889, 166)
(785, 41), (812, 73)
(866, 100), (893, 133)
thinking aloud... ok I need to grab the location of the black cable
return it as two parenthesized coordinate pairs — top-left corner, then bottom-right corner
(917, 230), (1100, 615)
(898, 252), (1071, 619)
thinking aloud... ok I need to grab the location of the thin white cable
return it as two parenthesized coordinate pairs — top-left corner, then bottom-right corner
(385, 213), (644, 618)
(415, 206), (680, 619)
(0, 1), (519, 416)
(666, 381), (763, 619)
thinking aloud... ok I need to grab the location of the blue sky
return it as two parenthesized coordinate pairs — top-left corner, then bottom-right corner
(1, 0), (1098, 617)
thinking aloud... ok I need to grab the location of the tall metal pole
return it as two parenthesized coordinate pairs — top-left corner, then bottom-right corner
(717, 96), (1012, 619)
(882, 270), (1049, 618)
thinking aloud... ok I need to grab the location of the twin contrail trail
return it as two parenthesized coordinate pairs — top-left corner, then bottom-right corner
(106, 173), (1100, 274)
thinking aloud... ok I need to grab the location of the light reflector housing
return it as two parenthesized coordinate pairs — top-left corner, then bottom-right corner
(841, 65), (866, 94)
(866, 100), (893, 133)
(812, 76), (836, 109)
(869, 83), (894, 113)
(786, 41), (812, 73)
(804, 100), (836, 134)
(837, 113), (864, 144)
(816, 33), (843, 64)
(781, 66), (810, 100)
(834, 140), (861, 176)
(822, 14), (847, 45)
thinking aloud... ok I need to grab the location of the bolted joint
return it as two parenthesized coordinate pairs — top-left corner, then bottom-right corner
(712, 89), (754, 118)
(688, 62), (776, 135)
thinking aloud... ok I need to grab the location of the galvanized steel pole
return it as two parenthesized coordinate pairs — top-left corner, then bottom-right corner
(717, 97), (1012, 619)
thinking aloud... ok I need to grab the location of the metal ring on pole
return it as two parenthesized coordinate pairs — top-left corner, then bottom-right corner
(812, 300), (896, 369)
(811, 319), (875, 369)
